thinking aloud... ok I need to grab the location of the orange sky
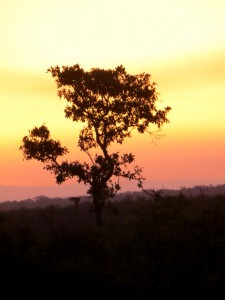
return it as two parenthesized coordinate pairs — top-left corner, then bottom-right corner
(1, 0), (225, 200)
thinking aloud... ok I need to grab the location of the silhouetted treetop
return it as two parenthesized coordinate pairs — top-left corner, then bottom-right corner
(47, 64), (171, 146)
(21, 64), (171, 226)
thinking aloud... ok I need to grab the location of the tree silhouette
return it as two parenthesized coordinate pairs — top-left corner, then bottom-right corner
(20, 64), (171, 226)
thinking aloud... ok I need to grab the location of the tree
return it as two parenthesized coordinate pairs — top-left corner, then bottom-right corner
(20, 64), (171, 227)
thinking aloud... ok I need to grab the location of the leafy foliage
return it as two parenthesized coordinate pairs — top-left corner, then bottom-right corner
(21, 125), (68, 163)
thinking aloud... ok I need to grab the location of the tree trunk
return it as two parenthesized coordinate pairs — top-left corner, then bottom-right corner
(95, 206), (103, 228)
(93, 193), (104, 228)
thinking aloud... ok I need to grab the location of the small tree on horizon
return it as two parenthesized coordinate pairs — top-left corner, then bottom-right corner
(20, 64), (171, 227)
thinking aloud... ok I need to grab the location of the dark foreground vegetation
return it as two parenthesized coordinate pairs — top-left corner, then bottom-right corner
(1, 191), (225, 298)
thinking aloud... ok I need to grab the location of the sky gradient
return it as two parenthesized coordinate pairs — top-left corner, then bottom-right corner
(1, 0), (225, 200)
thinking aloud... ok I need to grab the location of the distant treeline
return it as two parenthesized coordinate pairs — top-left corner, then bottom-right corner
(1, 183), (225, 211)
(1, 190), (225, 298)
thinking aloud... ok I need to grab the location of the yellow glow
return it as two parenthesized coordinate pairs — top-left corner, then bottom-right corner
(1, 0), (225, 70)
(1, 0), (225, 197)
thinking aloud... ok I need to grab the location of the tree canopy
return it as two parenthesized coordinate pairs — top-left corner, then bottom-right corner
(20, 64), (171, 226)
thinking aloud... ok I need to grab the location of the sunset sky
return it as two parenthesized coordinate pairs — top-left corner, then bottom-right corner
(1, 0), (225, 201)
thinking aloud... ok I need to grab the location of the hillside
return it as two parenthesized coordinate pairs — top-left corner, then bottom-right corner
(1, 191), (225, 297)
